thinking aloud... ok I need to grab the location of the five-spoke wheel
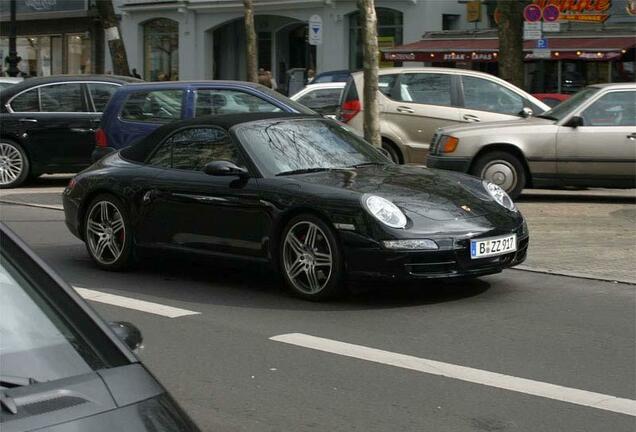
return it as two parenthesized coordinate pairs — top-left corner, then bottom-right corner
(280, 215), (343, 300)
(0, 141), (29, 188)
(84, 195), (133, 270)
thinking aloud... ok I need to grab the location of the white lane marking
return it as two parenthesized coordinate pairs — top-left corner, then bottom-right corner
(270, 333), (636, 417)
(74, 286), (200, 318)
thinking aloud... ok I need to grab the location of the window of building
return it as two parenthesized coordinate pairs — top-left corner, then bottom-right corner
(349, 8), (403, 70)
(121, 90), (183, 123)
(442, 14), (460, 31)
(143, 18), (179, 81)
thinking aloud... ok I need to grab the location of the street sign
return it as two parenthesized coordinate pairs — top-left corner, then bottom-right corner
(536, 38), (549, 49)
(542, 4), (560, 22)
(523, 4), (542, 22)
(523, 22), (542, 40)
(532, 49), (552, 59)
(542, 22), (561, 32)
(308, 15), (323, 46)
(524, 22), (541, 31)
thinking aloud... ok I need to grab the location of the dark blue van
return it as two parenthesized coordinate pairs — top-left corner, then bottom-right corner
(93, 81), (316, 161)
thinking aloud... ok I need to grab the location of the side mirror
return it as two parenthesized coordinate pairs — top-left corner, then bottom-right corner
(109, 321), (143, 351)
(520, 107), (534, 118)
(564, 116), (584, 128)
(204, 160), (249, 177)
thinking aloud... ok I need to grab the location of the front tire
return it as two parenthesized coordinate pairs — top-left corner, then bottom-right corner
(279, 214), (344, 301)
(382, 141), (402, 164)
(84, 194), (134, 271)
(471, 151), (526, 200)
(0, 140), (29, 188)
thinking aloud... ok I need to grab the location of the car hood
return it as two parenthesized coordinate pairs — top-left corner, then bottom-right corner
(438, 116), (555, 137)
(294, 164), (506, 221)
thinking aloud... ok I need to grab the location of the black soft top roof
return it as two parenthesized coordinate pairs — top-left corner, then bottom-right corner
(121, 112), (320, 163)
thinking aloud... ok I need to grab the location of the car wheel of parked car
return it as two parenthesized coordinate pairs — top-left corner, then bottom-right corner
(0, 140), (29, 189)
(472, 151), (526, 200)
(382, 141), (402, 164)
(280, 214), (344, 300)
(84, 194), (134, 271)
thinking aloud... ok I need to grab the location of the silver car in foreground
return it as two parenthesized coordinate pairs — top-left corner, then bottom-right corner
(427, 83), (636, 199)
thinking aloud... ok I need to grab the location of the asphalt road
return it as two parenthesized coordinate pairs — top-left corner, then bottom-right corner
(1, 185), (635, 432)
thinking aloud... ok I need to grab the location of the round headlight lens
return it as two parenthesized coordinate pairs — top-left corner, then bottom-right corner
(362, 194), (407, 229)
(483, 180), (516, 211)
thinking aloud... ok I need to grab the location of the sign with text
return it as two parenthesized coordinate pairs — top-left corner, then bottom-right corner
(531, 0), (611, 23)
(308, 15), (323, 46)
(466, 0), (482, 22)
(542, 21), (561, 31)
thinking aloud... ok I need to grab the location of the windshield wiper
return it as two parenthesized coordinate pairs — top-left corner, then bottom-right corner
(536, 114), (557, 120)
(349, 162), (386, 168)
(276, 167), (332, 176)
(0, 375), (39, 389)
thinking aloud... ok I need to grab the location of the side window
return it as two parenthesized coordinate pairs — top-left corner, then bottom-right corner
(194, 89), (281, 117)
(580, 91), (636, 127)
(148, 127), (242, 171)
(89, 83), (119, 112)
(396, 73), (452, 106)
(378, 74), (398, 97)
(40, 83), (85, 112)
(10, 89), (39, 112)
(297, 88), (342, 114)
(121, 90), (183, 123)
(462, 76), (524, 115)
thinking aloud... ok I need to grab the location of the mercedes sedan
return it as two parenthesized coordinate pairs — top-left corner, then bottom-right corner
(63, 113), (528, 300)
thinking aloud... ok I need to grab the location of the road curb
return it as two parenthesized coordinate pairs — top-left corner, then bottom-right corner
(513, 265), (636, 286)
(0, 199), (64, 211)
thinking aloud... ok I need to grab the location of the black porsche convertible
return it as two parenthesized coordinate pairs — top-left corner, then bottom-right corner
(63, 112), (528, 300)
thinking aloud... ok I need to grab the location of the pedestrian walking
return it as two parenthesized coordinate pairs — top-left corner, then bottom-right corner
(131, 68), (142, 79)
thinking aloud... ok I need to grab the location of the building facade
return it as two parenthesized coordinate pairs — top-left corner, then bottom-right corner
(117, 0), (487, 85)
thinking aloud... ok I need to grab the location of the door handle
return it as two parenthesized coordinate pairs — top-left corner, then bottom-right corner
(463, 114), (481, 122)
(18, 118), (38, 123)
(627, 133), (636, 140)
(396, 106), (415, 114)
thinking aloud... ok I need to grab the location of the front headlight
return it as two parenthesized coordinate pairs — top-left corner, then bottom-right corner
(362, 194), (407, 229)
(483, 180), (516, 212)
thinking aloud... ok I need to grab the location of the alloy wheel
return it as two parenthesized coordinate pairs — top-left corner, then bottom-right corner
(86, 201), (126, 265)
(0, 142), (24, 186)
(480, 160), (517, 193)
(283, 221), (333, 295)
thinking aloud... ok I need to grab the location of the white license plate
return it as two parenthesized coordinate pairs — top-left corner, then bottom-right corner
(470, 234), (517, 259)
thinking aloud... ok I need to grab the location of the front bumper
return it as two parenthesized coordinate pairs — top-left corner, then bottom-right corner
(344, 225), (529, 280)
(426, 155), (471, 173)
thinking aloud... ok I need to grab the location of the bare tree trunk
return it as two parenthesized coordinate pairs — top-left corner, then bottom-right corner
(243, 0), (258, 83)
(357, 0), (381, 148)
(497, 0), (525, 89)
(95, 0), (130, 76)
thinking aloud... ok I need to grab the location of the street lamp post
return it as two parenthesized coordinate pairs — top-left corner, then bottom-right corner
(5, 0), (22, 77)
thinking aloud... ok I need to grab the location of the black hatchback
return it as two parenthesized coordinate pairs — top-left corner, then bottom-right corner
(0, 75), (140, 188)
(0, 224), (200, 431)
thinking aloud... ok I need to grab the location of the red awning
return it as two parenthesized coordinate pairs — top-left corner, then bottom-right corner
(383, 36), (636, 62)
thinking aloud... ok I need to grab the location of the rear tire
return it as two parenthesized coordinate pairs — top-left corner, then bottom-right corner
(0, 140), (29, 189)
(471, 151), (526, 200)
(279, 214), (345, 301)
(84, 194), (134, 271)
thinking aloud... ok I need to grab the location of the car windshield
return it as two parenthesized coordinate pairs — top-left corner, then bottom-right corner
(234, 118), (389, 177)
(538, 87), (600, 121)
(0, 250), (121, 387)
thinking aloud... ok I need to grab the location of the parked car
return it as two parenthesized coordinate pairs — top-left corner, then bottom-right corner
(0, 75), (140, 188)
(0, 77), (23, 91)
(532, 93), (570, 108)
(0, 223), (201, 431)
(427, 83), (636, 199)
(93, 80), (316, 162)
(64, 112), (528, 301)
(291, 82), (345, 117)
(338, 67), (550, 164)
(309, 69), (352, 84)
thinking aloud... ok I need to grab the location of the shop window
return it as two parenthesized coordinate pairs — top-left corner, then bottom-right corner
(144, 18), (179, 81)
(67, 34), (92, 74)
(442, 14), (460, 31)
(349, 8), (403, 70)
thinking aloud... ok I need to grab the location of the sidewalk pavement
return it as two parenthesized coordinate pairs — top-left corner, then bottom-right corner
(1, 180), (635, 284)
